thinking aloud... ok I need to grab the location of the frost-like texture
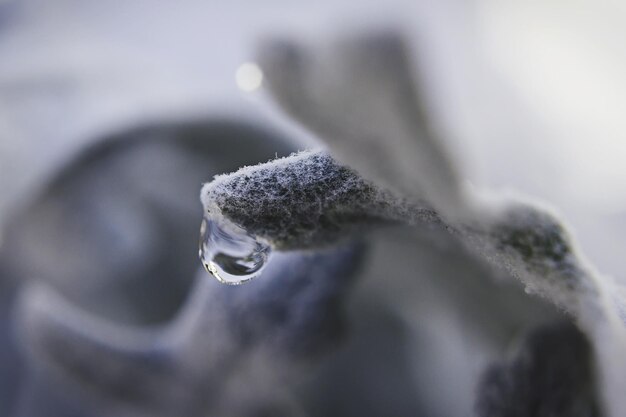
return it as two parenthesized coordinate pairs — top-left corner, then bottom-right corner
(474, 203), (594, 311)
(201, 150), (441, 250)
(201, 136), (603, 315)
(200, 150), (591, 314)
(200, 144), (602, 321)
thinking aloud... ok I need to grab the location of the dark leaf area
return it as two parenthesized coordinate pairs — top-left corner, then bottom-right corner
(476, 321), (602, 417)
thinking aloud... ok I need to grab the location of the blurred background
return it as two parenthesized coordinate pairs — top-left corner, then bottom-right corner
(0, 0), (624, 416)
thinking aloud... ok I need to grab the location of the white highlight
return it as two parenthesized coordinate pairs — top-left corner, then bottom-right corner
(235, 62), (263, 92)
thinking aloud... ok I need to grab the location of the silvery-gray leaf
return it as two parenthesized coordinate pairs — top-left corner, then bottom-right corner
(201, 146), (625, 414)
(201, 150), (442, 250)
(250, 29), (626, 415)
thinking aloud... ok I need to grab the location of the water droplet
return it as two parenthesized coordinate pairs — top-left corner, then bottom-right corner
(199, 215), (271, 285)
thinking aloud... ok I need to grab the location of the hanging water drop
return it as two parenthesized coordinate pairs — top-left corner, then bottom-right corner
(199, 215), (271, 285)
